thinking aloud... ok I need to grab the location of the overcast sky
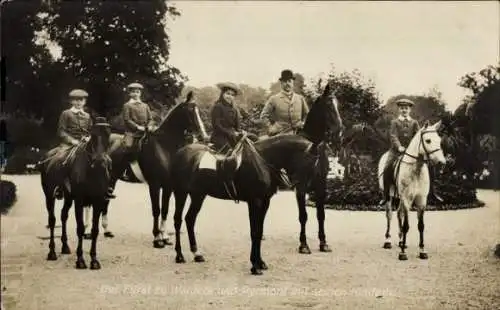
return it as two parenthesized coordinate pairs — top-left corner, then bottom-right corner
(167, 1), (499, 110)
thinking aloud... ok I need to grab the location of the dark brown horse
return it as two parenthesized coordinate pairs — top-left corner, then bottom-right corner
(101, 93), (206, 247)
(170, 84), (342, 275)
(40, 119), (112, 269)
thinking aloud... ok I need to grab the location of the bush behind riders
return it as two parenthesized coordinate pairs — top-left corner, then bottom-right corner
(380, 98), (442, 205)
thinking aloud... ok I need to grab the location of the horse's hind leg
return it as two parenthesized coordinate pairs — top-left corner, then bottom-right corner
(173, 190), (188, 263)
(60, 198), (72, 254)
(74, 201), (87, 269)
(45, 195), (57, 261)
(149, 184), (164, 248)
(89, 202), (103, 270)
(101, 201), (114, 238)
(185, 194), (207, 263)
(160, 186), (173, 246)
(314, 181), (331, 253)
(296, 190), (311, 254)
(383, 199), (393, 249)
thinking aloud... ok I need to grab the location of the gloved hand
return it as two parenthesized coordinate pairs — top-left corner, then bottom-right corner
(137, 125), (146, 132)
(398, 146), (405, 153)
(147, 125), (157, 132)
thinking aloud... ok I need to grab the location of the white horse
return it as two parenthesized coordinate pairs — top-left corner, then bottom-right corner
(378, 120), (446, 260)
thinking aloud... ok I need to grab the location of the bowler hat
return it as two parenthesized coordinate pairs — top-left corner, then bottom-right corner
(395, 98), (415, 107)
(216, 82), (241, 95)
(68, 89), (88, 98)
(127, 82), (144, 90)
(279, 69), (295, 81)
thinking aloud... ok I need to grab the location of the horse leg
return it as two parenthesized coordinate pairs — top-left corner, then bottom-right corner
(398, 201), (410, 261)
(102, 200), (114, 238)
(185, 193), (207, 262)
(74, 201), (87, 269)
(149, 185), (164, 248)
(315, 180), (331, 252)
(159, 186), (173, 246)
(256, 198), (270, 270)
(248, 199), (263, 275)
(45, 195), (57, 261)
(383, 199), (393, 249)
(60, 197), (72, 254)
(89, 202), (103, 270)
(83, 206), (92, 239)
(174, 190), (188, 263)
(296, 190), (311, 254)
(416, 198), (428, 259)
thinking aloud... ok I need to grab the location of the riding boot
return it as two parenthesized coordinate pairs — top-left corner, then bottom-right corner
(429, 166), (443, 203)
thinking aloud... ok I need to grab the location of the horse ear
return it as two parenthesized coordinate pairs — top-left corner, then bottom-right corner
(432, 120), (442, 130)
(185, 91), (193, 103)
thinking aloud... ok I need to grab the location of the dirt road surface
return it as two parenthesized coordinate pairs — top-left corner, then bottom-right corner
(1, 175), (499, 309)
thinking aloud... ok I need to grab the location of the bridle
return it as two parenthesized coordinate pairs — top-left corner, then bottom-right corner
(401, 129), (442, 164)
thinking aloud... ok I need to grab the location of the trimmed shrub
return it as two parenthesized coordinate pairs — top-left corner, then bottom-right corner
(0, 180), (17, 214)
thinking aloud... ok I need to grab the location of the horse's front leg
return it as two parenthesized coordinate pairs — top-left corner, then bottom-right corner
(45, 194), (57, 261)
(398, 199), (410, 261)
(74, 200), (87, 269)
(314, 180), (331, 252)
(60, 197), (72, 254)
(173, 190), (188, 263)
(383, 198), (393, 249)
(101, 200), (114, 238)
(149, 184), (164, 248)
(256, 198), (270, 270)
(185, 193), (207, 262)
(83, 206), (92, 239)
(159, 186), (173, 246)
(296, 190), (311, 254)
(248, 199), (263, 275)
(89, 201), (103, 270)
(416, 197), (428, 260)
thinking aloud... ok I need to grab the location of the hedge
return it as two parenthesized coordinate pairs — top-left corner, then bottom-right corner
(0, 180), (17, 214)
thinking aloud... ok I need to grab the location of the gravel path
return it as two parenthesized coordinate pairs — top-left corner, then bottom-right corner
(1, 175), (499, 310)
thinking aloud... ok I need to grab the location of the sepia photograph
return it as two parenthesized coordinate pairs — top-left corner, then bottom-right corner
(1, 1), (499, 309)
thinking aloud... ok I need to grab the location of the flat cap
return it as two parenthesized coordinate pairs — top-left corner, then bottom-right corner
(127, 82), (144, 90)
(68, 89), (88, 98)
(395, 98), (415, 107)
(216, 82), (241, 95)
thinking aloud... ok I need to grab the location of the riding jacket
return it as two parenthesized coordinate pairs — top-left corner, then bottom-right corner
(210, 100), (241, 151)
(57, 107), (92, 146)
(389, 115), (420, 153)
(122, 99), (153, 138)
(260, 91), (309, 136)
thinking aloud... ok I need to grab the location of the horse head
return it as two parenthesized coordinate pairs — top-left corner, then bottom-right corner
(155, 91), (208, 144)
(418, 120), (446, 165)
(302, 82), (343, 145)
(88, 117), (112, 179)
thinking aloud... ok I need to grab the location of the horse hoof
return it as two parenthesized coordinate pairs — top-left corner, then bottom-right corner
(176, 255), (186, 264)
(90, 260), (101, 270)
(61, 245), (71, 255)
(153, 240), (165, 249)
(104, 232), (114, 238)
(47, 252), (57, 261)
(383, 242), (392, 249)
(419, 252), (428, 260)
(75, 259), (87, 269)
(398, 253), (408, 261)
(319, 244), (332, 252)
(258, 261), (268, 270)
(84, 233), (92, 240)
(194, 255), (205, 263)
(163, 238), (173, 246)
(298, 245), (312, 254)
(251, 267), (263, 275)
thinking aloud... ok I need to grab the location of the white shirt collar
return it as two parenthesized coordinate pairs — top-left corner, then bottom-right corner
(70, 107), (84, 114)
(127, 98), (143, 104)
(398, 115), (412, 121)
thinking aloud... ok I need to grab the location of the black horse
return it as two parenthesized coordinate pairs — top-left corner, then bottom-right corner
(40, 118), (112, 269)
(170, 84), (342, 275)
(101, 92), (206, 247)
